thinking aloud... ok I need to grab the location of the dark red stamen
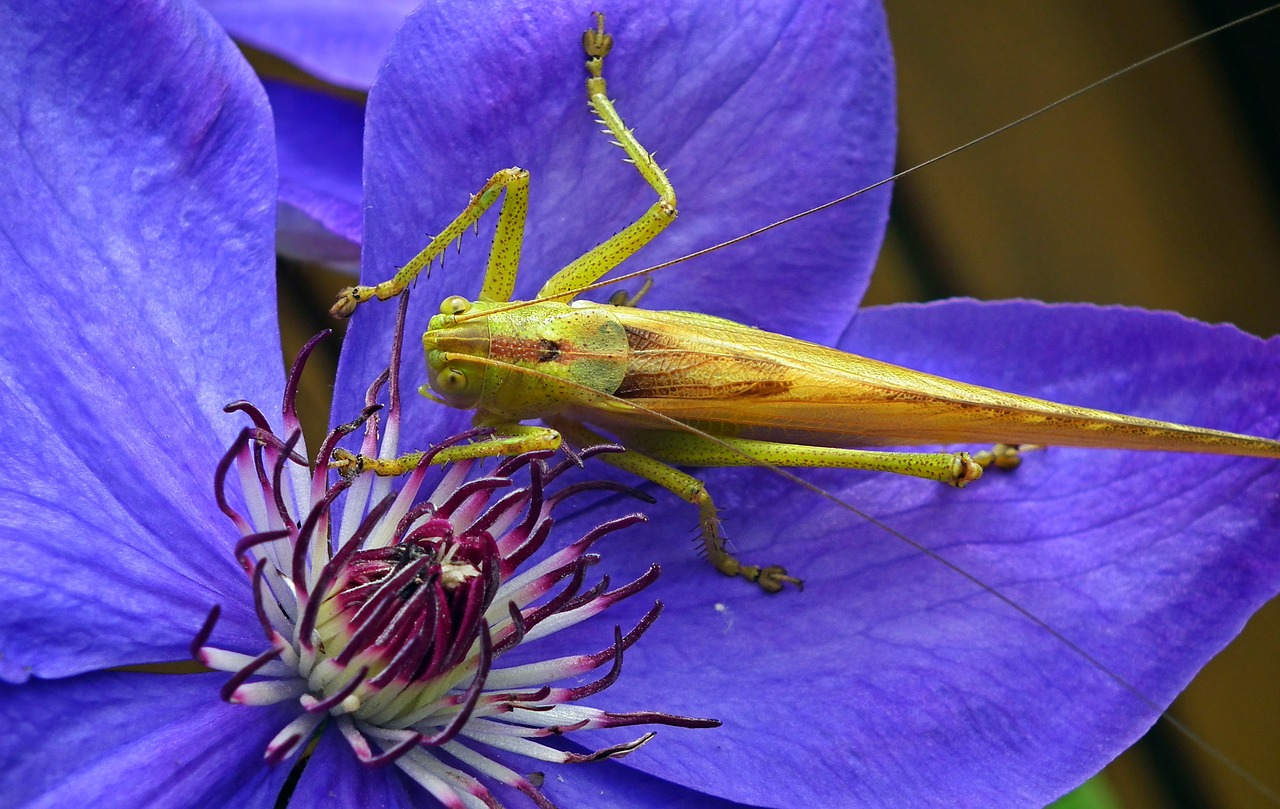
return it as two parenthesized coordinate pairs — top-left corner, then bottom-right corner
(302, 666), (369, 714)
(204, 325), (719, 803)
(190, 605), (221, 660)
(214, 428), (253, 533)
(297, 493), (400, 647)
(219, 647), (284, 702)
(223, 399), (273, 432)
(499, 518), (555, 576)
(434, 475), (511, 517)
(249, 560), (278, 639)
(282, 330), (332, 430)
(268, 430), (304, 528)
(234, 529), (291, 570)
(290, 478), (351, 591)
(418, 627), (494, 748)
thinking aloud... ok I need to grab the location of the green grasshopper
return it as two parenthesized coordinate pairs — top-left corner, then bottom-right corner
(332, 13), (1280, 593)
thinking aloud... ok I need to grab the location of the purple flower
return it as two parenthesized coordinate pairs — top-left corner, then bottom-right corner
(2, 2), (1278, 809)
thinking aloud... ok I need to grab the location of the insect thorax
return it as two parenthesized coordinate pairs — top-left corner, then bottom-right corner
(423, 299), (629, 421)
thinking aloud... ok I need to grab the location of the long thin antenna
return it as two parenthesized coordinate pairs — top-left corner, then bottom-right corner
(514, 2), (1277, 304)
(455, 6), (1280, 321)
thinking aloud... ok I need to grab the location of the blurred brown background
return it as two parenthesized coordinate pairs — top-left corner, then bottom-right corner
(870, 3), (1280, 808)
(276, 2), (1280, 806)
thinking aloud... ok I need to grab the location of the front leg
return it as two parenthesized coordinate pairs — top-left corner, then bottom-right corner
(333, 424), (561, 476)
(331, 167), (531, 317)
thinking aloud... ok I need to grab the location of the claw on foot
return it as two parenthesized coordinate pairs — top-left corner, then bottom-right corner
(974, 443), (1039, 471)
(330, 287), (365, 318)
(709, 549), (803, 594)
(583, 12), (613, 62)
(330, 448), (363, 476)
(749, 564), (805, 594)
(946, 451), (984, 488)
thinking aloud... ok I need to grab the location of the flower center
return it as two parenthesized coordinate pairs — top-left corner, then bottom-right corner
(191, 331), (718, 806)
(306, 522), (499, 730)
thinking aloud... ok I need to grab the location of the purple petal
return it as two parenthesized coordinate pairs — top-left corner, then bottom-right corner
(0, 0), (281, 680)
(335, 0), (894, 433)
(267, 79), (364, 266)
(289, 726), (417, 807)
(530, 751), (751, 808)
(202, 0), (418, 89)
(565, 302), (1280, 806)
(0, 671), (296, 807)
(291, 722), (754, 807)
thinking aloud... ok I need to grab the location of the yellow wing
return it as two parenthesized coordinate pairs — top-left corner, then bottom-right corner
(571, 307), (1280, 458)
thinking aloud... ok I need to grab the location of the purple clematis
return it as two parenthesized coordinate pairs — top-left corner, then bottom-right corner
(2, 2), (1279, 809)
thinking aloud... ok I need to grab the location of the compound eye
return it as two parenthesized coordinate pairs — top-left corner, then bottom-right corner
(438, 366), (468, 394)
(440, 295), (471, 316)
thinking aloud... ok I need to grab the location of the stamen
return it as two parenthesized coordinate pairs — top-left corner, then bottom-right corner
(265, 713), (323, 764)
(300, 666), (369, 714)
(194, 326), (718, 805)
(282, 330), (331, 444)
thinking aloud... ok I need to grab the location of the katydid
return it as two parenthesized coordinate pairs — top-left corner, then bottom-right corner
(332, 12), (1280, 594)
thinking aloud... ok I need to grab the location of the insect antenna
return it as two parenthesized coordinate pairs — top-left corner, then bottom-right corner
(450, 0), (1280, 328)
